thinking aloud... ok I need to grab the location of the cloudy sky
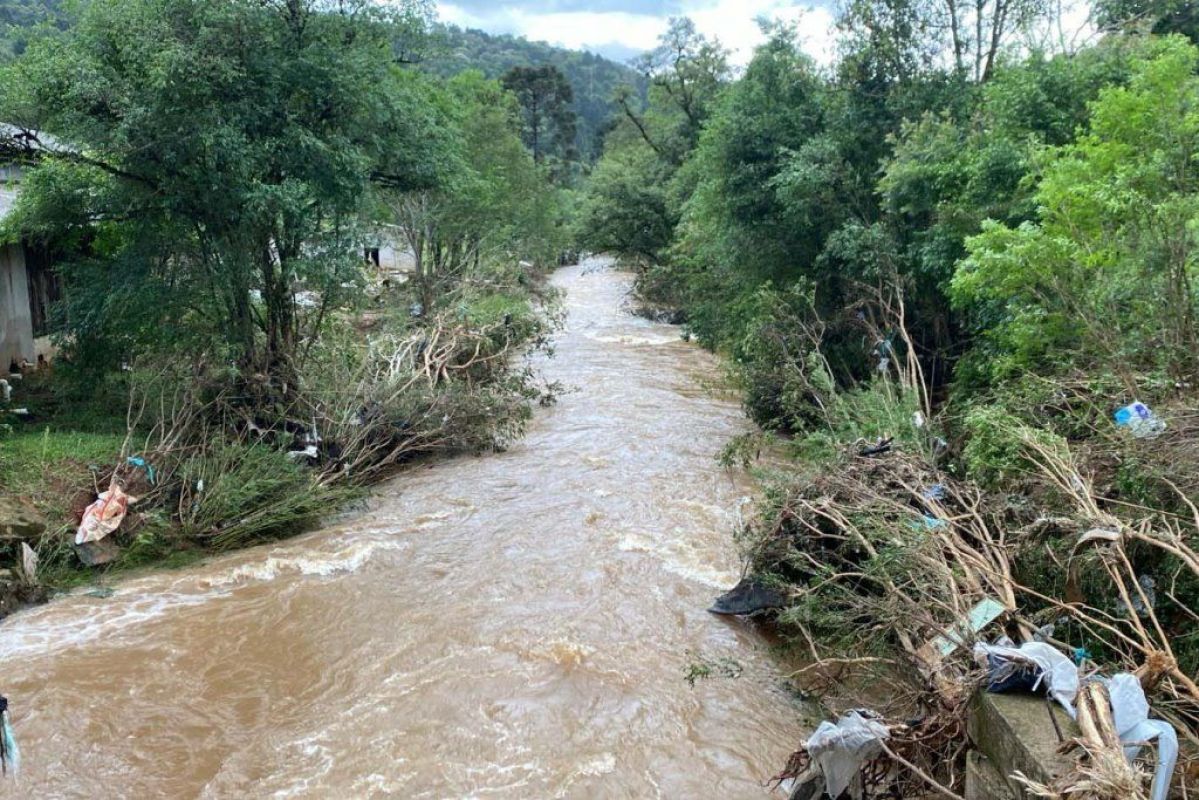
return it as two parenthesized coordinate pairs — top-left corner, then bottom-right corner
(435, 0), (840, 65)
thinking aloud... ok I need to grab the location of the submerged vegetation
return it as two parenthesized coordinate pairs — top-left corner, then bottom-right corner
(582, 1), (1199, 796)
(0, 0), (570, 592)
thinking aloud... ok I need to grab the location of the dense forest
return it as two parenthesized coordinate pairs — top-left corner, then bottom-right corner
(0, 3), (641, 161)
(421, 24), (645, 162)
(0, 0), (63, 59)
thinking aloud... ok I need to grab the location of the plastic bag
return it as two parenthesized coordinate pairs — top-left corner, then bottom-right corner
(19, 542), (37, 583)
(973, 641), (1079, 712)
(806, 711), (891, 798)
(1107, 673), (1177, 800)
(75, 483), (131, 545)
(0, 698), (18, 778)
(1114, 402), (1166, 439)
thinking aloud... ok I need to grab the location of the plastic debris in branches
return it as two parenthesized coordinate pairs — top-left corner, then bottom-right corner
(1114, 402), (1166, 439)
(917, 597), (1007, 663)
(75, 483), (132, 545)
(125, 455), (156, 485)
(921, 483), (946, 502)
(805, 711), (891, 799)
(975, 643), (1177, 800)
(1106, 673), (1177, 800)
(973, 641), (1080, 712)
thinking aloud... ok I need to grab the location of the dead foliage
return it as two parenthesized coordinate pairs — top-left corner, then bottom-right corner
(757, 291), (1199, 799)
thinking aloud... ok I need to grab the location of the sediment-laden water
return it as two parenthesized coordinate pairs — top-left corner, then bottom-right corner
(0, 257), (807, 798)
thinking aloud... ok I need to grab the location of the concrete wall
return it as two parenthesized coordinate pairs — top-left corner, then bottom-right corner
(0, 241), (32, 369)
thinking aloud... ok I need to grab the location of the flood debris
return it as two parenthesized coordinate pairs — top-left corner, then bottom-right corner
(0, 695), (17, 778)
(757, 437), (1199, 799)
(974, 641), (1079, 711)
(1011, 672), (1178, 800)
(1113, 401), (1166, 439)
(708, 576), (787, 616)
(18, 543), (37, 584)
(918, 597), (1008, 664)
(857, 437), (893, 457)
(802, 711), (891, 799)
(75, 483), (132, 546)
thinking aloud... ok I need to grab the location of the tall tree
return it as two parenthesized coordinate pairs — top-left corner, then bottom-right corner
(839, 0), (1055, 82)
(615, 17), (730, 164)
(391, 71), (560, 312)
(0, 0), (448, 377)
(500, 64), (577, 165)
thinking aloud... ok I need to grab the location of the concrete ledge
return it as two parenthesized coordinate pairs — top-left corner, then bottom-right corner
(967, 691), (1078, 798)
(966, 750), (1016, 800)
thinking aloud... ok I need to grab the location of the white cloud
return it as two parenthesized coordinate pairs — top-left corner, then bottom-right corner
(515, 10), (670, 55)
(685, 1), (836, 66)
(436, 1), (838, 66)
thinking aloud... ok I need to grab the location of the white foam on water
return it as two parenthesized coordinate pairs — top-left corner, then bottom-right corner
(199, 538), (406, 587)
(575, 753), (616, 777)
(258, 732), (335, 800)
(615, 530), (739, 589)
(583, 330), (681, 347)
(552, 753), (618, 798)
(0, 538), (405, 661)
(0, 588), (222, 660)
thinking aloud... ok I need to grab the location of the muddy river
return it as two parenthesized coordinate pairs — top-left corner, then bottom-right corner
(0, 258), (807, 798)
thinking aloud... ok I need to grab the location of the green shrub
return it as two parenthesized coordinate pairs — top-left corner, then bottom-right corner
(176, 444), (353, 550)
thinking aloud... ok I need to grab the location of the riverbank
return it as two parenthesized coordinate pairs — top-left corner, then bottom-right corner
(625, 255), (1199, 794)
(0, 268), (558, 619)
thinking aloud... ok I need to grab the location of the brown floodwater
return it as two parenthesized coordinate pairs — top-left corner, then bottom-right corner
(0, 258), (808, 798)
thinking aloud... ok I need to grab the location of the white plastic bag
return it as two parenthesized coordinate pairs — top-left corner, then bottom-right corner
(75, 483), (131, 545)
(806, 711), (891, 798)
(1107, 673), (1177, 800)
(19, 542), (37, 583)
(973, 641), (1080, 711)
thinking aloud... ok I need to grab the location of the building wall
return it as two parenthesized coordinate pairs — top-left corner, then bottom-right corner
(0, 241), (33, 369)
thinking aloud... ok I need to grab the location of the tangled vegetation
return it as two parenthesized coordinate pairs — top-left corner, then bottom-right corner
(582, 2), (1199, 796)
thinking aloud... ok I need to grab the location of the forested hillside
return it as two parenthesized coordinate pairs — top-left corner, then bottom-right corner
(422, 24), (645, 161)
(1, 5), (641, 161)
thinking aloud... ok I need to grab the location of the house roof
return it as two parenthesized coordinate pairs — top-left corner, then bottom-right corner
(0, 124), (58, 153)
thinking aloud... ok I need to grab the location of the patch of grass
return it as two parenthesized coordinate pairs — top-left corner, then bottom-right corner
(0, 426), (126, 510)
(1, 426), (125, 475)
